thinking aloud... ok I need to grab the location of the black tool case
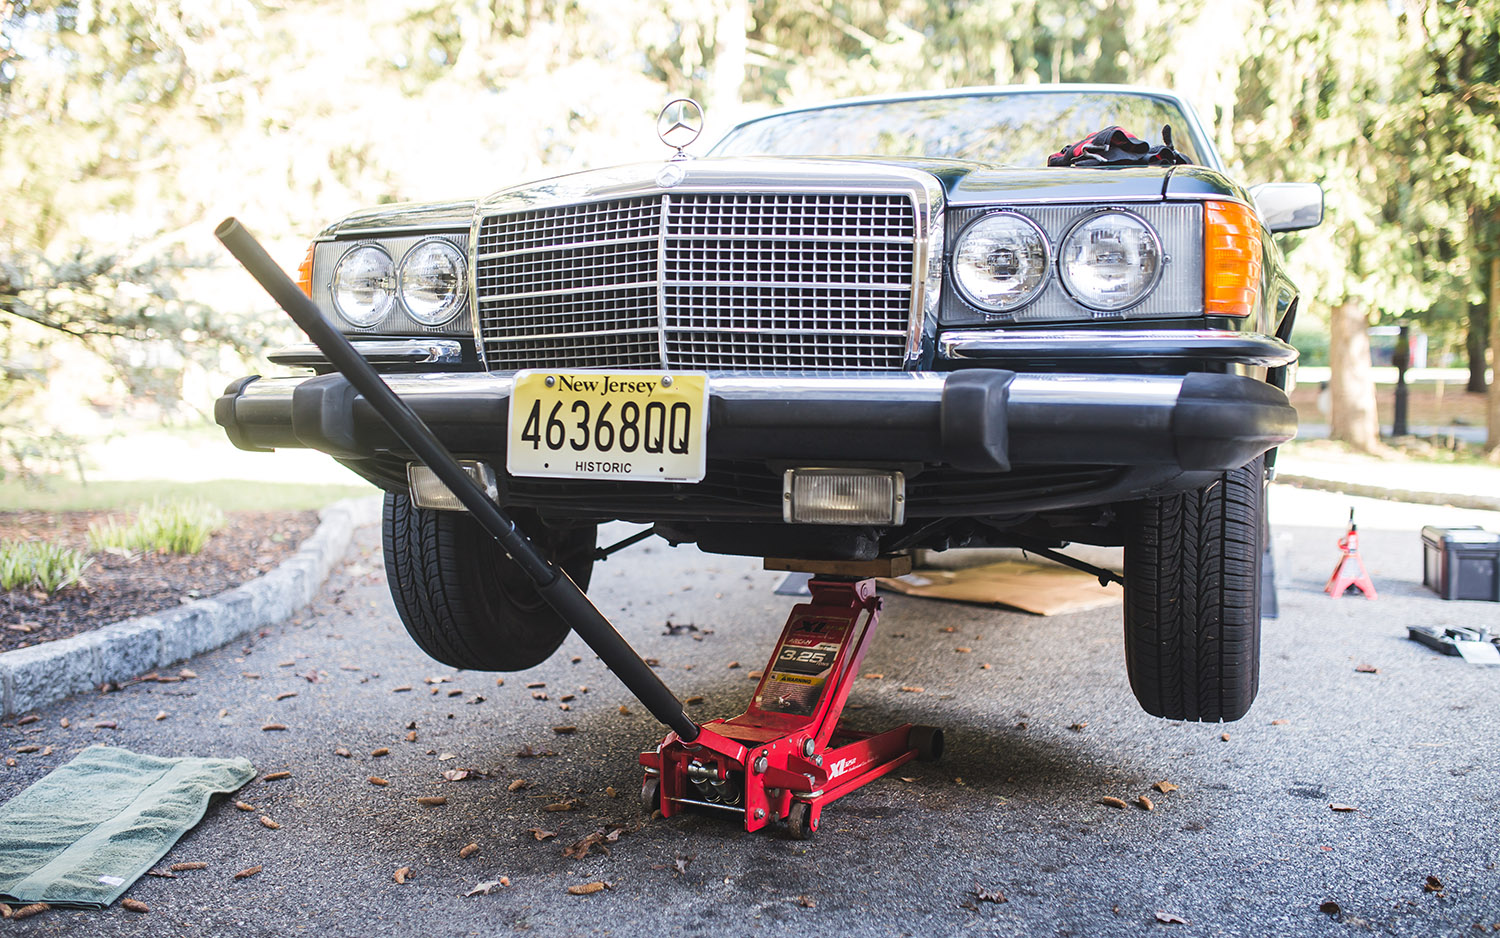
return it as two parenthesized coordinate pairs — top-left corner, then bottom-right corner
(1421, 526), (1500, 602)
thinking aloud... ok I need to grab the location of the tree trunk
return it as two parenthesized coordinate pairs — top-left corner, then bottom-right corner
(1329, 300), (1380, 451)
(1468, 301), (1489, 393)
(1488, 256), (1500, 456)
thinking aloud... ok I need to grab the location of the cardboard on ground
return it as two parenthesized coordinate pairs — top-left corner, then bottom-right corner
(877, 559), (1122, 616)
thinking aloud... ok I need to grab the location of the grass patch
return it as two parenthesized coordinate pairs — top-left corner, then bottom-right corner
(87, 499), (227, 555)
(0, 540), (92, 593)
(0, 477), (372, 513)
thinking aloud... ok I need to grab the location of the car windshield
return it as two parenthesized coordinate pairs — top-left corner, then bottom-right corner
(710, 90), (1207, 167)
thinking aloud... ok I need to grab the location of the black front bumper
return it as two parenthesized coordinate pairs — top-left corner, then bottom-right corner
(217, 369), (1295, 519)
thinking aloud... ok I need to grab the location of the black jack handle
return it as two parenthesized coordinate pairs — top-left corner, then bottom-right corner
(215, 217), (699, 743)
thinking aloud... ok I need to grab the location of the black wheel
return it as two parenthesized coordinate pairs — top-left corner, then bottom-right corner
(640, 777), (661, 815)
(381, 493), (596, 671)
(1122, 455), (1263, 722)
(908, 725), (944, 762)
(785, 801), (814, 840)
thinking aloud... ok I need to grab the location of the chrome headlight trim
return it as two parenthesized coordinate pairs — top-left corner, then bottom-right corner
(331, 243), (396, 328)
(952, 210), (1052, 313)
(398, 237), (467, 326)
(1057, 209), (1164, 313)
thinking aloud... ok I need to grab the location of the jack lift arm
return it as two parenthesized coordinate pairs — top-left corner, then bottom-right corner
(217, 219), (939, 838)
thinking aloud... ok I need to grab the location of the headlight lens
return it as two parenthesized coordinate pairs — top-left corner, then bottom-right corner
(953, 212), (1050, 312)
(399, 239), (467, 326)
(923, 212), (944, 318)
(1059, 211), (1162, 311)
(331, 245), (395, 327)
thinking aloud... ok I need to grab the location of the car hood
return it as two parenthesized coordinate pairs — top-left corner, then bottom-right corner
(326, 156), (1242, 235)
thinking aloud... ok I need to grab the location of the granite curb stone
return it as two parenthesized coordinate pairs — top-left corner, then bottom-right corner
(0, 494), (382, 717)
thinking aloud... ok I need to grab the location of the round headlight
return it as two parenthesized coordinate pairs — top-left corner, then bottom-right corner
(953, 212), (1050, 312)
(331, 245), (395, 327)
(399, 239), (467, 326)
(1059, 211), (1162, 312)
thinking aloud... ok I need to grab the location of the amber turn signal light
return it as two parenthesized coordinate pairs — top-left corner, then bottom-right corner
(1203, 200), (1262, 317)
(295, 242), (316, 298)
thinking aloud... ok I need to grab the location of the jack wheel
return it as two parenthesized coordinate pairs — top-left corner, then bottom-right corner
(909, 724), (944, 762)
(786, 801), (815, 840)
(640, 778), (661, 815)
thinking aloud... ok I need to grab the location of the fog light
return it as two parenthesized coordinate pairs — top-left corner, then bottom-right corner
(408, 461), (498, 511)
(783, 469), (905, 525)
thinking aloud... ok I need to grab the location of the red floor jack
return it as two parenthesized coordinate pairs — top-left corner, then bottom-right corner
(640, 574), (941, 838)
(1325, 508), (1377, 599)
(217, 218), (938, 844)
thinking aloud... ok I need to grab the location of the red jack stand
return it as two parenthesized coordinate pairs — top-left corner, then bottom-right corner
(1325, 509), (1377, 600)
(639, 575), (941, 838)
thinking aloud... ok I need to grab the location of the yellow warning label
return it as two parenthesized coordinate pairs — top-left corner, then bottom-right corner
(768, 673), (821, 686)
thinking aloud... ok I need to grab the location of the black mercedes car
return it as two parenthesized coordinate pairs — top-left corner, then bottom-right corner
(217, 85), (1322, 723)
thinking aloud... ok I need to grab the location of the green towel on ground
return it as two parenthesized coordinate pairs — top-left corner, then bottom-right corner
(0, 745), (254, 908)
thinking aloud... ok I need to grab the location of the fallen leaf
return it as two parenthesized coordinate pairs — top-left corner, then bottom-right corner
(443, 769), (471, 782)
(1424, 875), (1443, 892)
(1220, 733), (1231, 742)
(334, 747), (352, 758)
(1069, 723), (1088, 732)
(1137, 795), (1155, 811)
(1330, 803), (1358, 812)
(58, 718), (69, 728)
(956, 647), (972, 654)
(544, 799), (582, 812)
(392, 685), (413, 693)
(531, 691), (549, 701)
(515, 744), (557, 759)
(685, 696), (704, 705)
(417, 796), (447, 806)
(526, 681), (546, 688)
(144, 870), (177, 879)
(1271, 719), (1289, 726)
(1154, 910), (1188, 924)
(262, 723), (287, 732)
(369, 776), (390, 786)
(494, 678), (505, 686)
(527, 828), (557, 841)
(259, 816), (281, 830)
(262, 771), (291, 781)
(795, 895), (816, 908)
(981, 663), (992, 670)
(438, 752), (457, 761)
(1153, 780), (1179, 794)
(1319, 900), (1341, 916)
(899, 777), (916, 783)
(1099, 797), (1129, 809)
(425, 676), (450, 685)
(673, 855), (693, 875)
(974, 886), (1007, 904)
(899, 686), (924, 694)
(567, 882), (607, 896)
(447, 689), (463, 698)
(1355, 663), (1380, 674)
(565, 831), (611, 859)
(618, 706), (632, 716)
(605, 786), (619, 799)
(405, 730), (418, 742)
(459, 843), (479, 859)
(233, 866), (262, 880)
(747, 670), (762, 679)
(864, 673), (884, 680)
(275, 692), (297, 701)
(726, 661), (740, 669)
(154, 711), (168, 722)
(235, 801), (255, 812)
(14, 745), (37, 754)
(571, 656), (582, 663)
(94, 721), (118, 730)
(508, 779), (530, 792)
(552, 725), (577, 734)
(393, 866), (411, 884)
(15, 715), (38, 726)
(465, 879), (509, 896)
(170, 862), (208, 872)
(11, 903), (49, 920)
(242, 672), (261, 680)
(371, 747), (390, 757)
(179, 669), (198, 679)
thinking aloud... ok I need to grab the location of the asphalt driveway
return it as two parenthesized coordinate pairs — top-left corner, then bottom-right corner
(1, 484), (1497, 937)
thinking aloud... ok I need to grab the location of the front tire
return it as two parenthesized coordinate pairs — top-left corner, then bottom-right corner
(1122, 456), (1263, 722)
(381, 493), (596, 671)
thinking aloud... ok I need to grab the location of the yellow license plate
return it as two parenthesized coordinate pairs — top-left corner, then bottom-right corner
(507, 371), (708, 482)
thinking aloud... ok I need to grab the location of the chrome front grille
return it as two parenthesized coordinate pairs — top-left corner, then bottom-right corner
(474, 191), (917, 371)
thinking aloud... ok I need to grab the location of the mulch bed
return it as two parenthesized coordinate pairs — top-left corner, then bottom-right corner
(0, 509), (320, 655)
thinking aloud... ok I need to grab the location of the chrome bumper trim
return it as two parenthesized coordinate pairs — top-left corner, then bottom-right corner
(267, 339), (463, 367)
(938, 329), (1298, 367)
